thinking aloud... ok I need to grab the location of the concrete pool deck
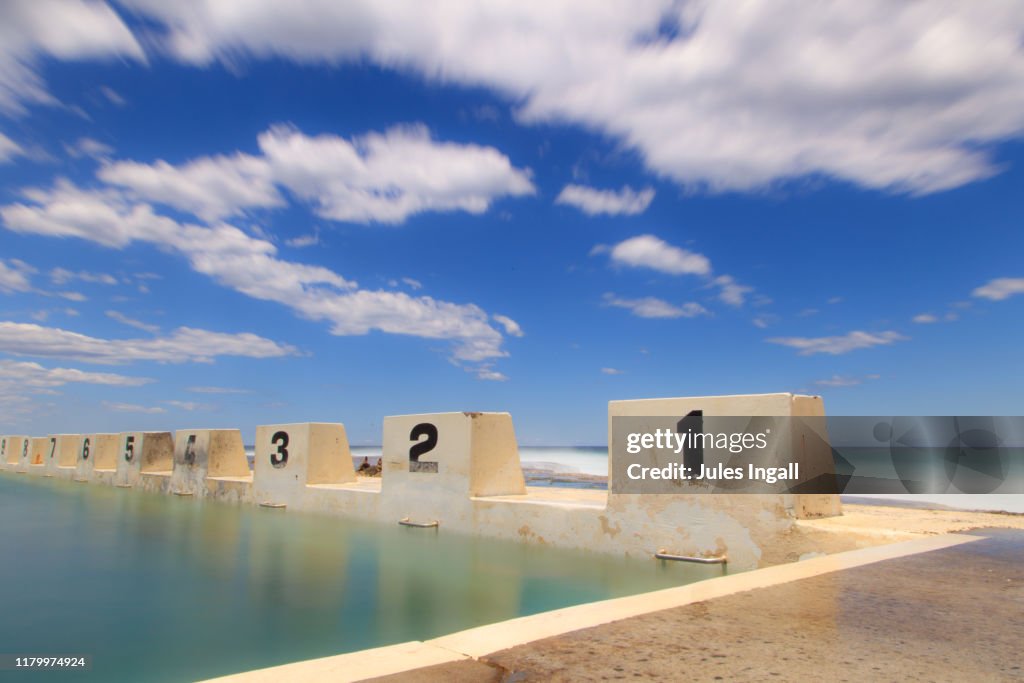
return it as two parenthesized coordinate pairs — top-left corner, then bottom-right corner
(204, 505), (1024, 682)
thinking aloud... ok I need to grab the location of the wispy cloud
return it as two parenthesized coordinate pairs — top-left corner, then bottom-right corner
(604, 293), (708, 319)
(814, 374), (881, 388)
(972, 278), (1024, 301)
(102, 401), (166, 414)
(0, 321), (298, 365)
(105, 310), (159, 334)
(767, 330), (908, 355)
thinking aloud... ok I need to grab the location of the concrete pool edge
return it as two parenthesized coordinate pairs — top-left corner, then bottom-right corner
(201, 532), (981, 682)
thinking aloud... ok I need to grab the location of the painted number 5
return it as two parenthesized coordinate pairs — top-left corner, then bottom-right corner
(270, 431), (289, 468)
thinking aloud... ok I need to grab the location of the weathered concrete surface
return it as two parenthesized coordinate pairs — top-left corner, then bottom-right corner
(169, 429), (250, 497)
(378, 528), (1024, 682)
(115, 431), (174, 487)
(253, 423), (355, 507)
(0, 435), (27, 466)
(609, 393), (841, 520)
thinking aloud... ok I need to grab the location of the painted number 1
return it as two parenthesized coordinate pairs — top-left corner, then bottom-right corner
(270, 431), (289, 468)
(409, 423), (439, 473)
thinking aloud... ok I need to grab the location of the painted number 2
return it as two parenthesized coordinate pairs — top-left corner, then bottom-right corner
(270, 431), (289, 468)
(409, 423), (439, 473)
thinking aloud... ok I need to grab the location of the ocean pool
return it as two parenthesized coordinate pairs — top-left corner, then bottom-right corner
(0, 473), (723, 682)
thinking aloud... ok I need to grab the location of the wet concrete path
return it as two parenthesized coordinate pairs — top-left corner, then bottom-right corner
(370, 529), (1024, 682)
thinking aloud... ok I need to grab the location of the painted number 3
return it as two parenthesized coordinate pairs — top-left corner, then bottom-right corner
(270, 431), (289, 468)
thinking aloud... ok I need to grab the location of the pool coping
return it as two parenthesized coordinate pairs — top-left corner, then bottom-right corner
(200, 532), (980, 682)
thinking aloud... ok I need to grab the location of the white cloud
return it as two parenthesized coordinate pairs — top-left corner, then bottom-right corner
(0, 359), (152, 389)
(100, 86), (125, 106)
(0, 258), (34, 293)
(605, 234), (711, 276)
(604, 293), (708, 319)
(0, 133), (24, 163)
(713, 274), (753, 307)
(164, 400), (211, 411)
(94, 124), (534, 225)
(767, 330), (908, 355)
(122, 1), (1024, 195)
(972, 277), (1024, 301)
(474, 365), (508, 382)
(65, 137), (115, 160)
(256, 124), (535, 224)
(912, 313), (939, 324)
(492, 314), (524, 337)
(99, 152), (284, 221)
(401, 277), (422, 290)
(50, 267), (118, 286)
(102, 401), (165, 414)
(0, 321), (298, 365)
(556, 184), (654, 216)
(106, 310), (159, 334)
(0, 0), (144, 114)
(0, 181), (516, 367)
(285, 233), (319, 248)
(601, 367), (624, 375)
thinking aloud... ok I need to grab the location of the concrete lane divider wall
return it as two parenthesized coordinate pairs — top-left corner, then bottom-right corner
(381, 412), (526, 525)
(115, 432), (174, 488)
(164, 429), (251, 500)
(253, 423), (356, 508)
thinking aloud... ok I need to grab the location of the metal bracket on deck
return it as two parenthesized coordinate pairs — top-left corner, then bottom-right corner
(399, 517), (439, 529)
(655, 549), (727, 565)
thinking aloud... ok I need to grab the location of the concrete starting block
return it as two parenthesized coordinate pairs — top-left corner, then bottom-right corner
(76, 434), (119, 482)
(115, 432), (174, 487)
(608, 392), (839, 518)
(2, 435), (27, 469)
(169, 429), (249, 497)
(253, 423), (356, 507)
(382, 412), (525, 523)
(27, 437), (51, 474)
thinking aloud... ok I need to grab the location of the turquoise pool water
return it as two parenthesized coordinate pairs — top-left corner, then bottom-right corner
(0, 474), (724, 682)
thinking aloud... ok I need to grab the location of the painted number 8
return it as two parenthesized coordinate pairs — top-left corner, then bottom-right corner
(270, 431), (289, 468)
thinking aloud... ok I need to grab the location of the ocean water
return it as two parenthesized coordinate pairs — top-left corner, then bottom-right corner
(0, 473), (723, 683)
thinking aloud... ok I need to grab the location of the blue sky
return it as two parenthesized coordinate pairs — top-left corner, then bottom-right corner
(0, 1), (1022, 445)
